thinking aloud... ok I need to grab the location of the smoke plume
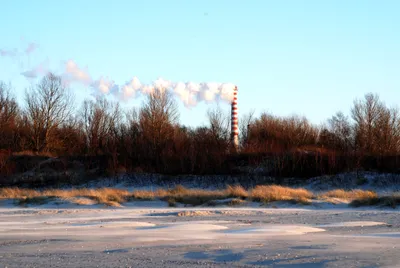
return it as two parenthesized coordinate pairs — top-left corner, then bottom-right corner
(25, 43), (38, 55)
(113, 78), (236, 106)
(62, 60), (92, 86)
(11, 41), (236, 107)
(1, 42), (38, 58)
(60, 60), (237, 106)
(0, 48), (17, 57)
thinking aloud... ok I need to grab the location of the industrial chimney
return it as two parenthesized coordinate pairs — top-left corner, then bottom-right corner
(231, 86), (239, 152)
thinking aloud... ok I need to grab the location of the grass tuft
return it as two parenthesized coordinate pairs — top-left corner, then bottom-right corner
(226, 185), (249, 199)
(250, 185), (313, 204)
(1, 187), (130, 207)
(319, 189), (377, 201)
(0, 188), (41, 199)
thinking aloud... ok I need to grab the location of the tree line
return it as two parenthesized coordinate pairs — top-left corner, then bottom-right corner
(1, 73), (399, 178)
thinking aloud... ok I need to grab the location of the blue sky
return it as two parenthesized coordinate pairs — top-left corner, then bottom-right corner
(1, 0), (399, 127)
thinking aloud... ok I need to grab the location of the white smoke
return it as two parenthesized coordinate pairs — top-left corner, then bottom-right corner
(25, 43), (38, 55)
(61, 64), (237, 106)
(62, 60), (92, 86)
(12, 41), (237, 107)
(1, 42), (38, 58)
(0, 48), (17, 57)
(121, 77), (142, 99)
(90, 76), (119, 95)
(219, 82), (236, 101)
(111, 78), (237, 106)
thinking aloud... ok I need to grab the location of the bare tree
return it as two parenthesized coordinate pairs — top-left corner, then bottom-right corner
(115, 108), (141, 164)
(25, 73), (74, 152)
(139, 89), (179, 169)
(125, 107), (139, 129)
(124, 107), (140, 146)
(54, 115), (85, 155)
(0, 82), (19, 150)
(207, 105), (230, 141)
(140, 89), (179, 124)
(246, 112), (318, 153)
(326, 111), (353, 151)
(81, 97), (121, 154)
(0, 82), (18, 126)
(352, 93), (380, 153)
(351, 93), (396, 154)
(239, 109), (255, 148)
(373, 107), (400, 155)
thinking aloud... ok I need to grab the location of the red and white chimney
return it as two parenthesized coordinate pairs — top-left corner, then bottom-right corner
(231, 86), (239, 151)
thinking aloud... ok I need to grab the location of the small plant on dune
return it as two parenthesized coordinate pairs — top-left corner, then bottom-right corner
(319, 189), (377, 201)
(226, 185), (248, 199)
(0, 188), (41, 199)
(78, 188), (129, 206)
(163, 185), (228, 206)
(251, 185), (312, 204)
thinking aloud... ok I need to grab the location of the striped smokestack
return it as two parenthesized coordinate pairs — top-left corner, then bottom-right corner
(231, 86), (239, 151)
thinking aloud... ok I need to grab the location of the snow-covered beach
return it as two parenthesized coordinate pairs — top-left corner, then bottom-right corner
(1, 203), (399, 267)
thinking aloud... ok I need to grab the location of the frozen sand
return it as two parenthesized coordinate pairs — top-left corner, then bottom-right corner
(1, 206), (400, 267)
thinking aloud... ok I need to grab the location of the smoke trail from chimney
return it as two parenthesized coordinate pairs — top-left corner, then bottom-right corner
(36, 59), (238, 106)
(92, 75), (237, 106)
(13, 44), (238, 108)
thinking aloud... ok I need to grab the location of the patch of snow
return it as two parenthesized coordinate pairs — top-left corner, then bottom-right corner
(317, 221), (387, 228)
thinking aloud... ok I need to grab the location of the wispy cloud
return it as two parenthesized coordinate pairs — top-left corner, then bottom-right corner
(25, 43), (39, 55)
(20, 59), (50, 79)
(0, 48), (17, 57)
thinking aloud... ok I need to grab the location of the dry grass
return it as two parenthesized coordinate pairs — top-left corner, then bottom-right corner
(226, 185), (249, 199)
(250, 185), (313, 204)
(319, 189), (377, 201)
(0, 185), (397, 208)
(131, 189), (168, 200)
(164, 185), (228, 206)
(131, 185), (228, 206)
(0, 188), (41, 199)
(0, 187), (130, 207)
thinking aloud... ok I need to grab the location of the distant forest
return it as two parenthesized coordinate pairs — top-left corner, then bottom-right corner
(1, 73), (400, 179)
